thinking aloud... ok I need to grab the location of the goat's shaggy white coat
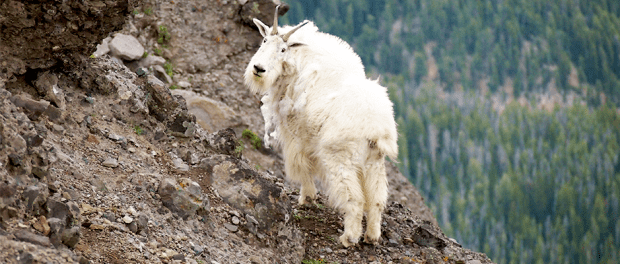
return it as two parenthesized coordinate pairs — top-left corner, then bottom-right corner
(244, 18), (398, 247)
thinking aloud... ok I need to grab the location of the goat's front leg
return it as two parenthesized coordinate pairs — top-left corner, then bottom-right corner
(284, 143), (317, 205)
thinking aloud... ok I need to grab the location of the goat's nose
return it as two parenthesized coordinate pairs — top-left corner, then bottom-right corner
(254, 64), (266, 73)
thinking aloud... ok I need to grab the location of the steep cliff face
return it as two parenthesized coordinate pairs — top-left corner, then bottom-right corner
(0, 0), (493, 263)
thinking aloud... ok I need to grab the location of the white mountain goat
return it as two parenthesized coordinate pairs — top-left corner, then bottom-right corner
(244, 7), (398, 247)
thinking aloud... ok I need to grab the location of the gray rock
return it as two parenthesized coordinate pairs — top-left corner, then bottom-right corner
(90, 178), (108, 192)
(128, 221), (139, 233)
(134, 213), (149, 234)
(177, 81), (191, 88)
(61, 226), (81, 248)
(122, 215), (133, 224)
(158, 178), (207, 219)
(192, 243), (204, 255)
(47, 217), (65, 247)
(93, 37), (111, 57)
(14, 230), (52, 247)
(34, 71), (65, 110)
(102, 158), (118, 168)
(172, 254), (185, 261)
(172, 157), (189, 172)
(46, 199), (80, 227)
(231, 216), (240, 225)
(140, 55), (166, 68)
(153, 65), (173, 84)
(10, 94), (50, 120)
(467, 261), (483, 264)
(109, 33), (144, 61)
(107, 134), (125, 142)
(223, 223), (238, 232)
(207, 129), (241, 158)
(23, 185), (49, 216)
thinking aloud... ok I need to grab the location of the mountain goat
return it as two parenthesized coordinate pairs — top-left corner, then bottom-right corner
(244, 7), (398, 247)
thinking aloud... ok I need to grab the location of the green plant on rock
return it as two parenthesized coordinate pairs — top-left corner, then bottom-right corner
(158, 25), (171, 44)
(163, 61), (174, 77)
(242, 129), (262, 149)
(234, 144), (244, 156)
(133, 125), (144, 135)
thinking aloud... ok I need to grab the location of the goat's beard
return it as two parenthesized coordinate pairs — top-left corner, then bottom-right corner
(243, 67), (280, 94)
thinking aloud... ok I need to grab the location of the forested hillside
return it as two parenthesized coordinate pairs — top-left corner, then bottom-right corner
(282, 1), (620, 263)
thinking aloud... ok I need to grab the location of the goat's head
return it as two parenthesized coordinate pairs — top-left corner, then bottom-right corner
(244, 6), (309, 94)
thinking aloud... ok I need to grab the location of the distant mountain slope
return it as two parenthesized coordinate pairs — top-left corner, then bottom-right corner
(282, 0), (620, 105)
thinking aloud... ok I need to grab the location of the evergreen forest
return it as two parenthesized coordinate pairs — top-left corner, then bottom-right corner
(281, 1), (620, 263)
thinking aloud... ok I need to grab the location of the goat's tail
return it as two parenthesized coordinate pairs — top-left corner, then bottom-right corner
(374, 135), (398, 162)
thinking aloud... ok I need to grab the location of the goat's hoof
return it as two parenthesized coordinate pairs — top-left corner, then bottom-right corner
(363, 233), (381, 245)
(339, 234), (359, 248)
(297, 195), (314, 206)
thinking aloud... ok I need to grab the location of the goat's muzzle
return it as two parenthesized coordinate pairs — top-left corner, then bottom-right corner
(253, 64), (266, 77)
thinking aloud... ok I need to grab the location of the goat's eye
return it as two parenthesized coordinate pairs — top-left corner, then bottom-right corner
(263, 38), (267, 43)
(281, 48), (286, 52)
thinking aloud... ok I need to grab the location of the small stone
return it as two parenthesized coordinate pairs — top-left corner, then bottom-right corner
(325, 247), (333, 253)
(192, 243), (204, 255)
(102, 158), (118, 168)
(32, 215), (51, 236)
(177, 81), (191, 88)
(128, 221), (138, 233)
(153, 65), (173, 84)
(108, 134), (124, 142)
(466, 261), (483, 264)
(231, 216), (240, 225)
(140, 55), (166, 68)
(86, 134), (99, 144)
(14, 230), (52, 247)
(79, 256), (91, 264)
(123, 215), (134, 224)
(91, 179), (108, 192)
(109, 33), (144, 61)
(81, 203), (97, 215)
(172, 254), (185, 261)
(93, 37), (111, 57)
(53, 124), (64, 132)
(223, 223), (238, 232)
(136, 67), (147, 77)
(89, 224), (105, 230)
(61, 226), (81, 248)
(173, 158), (189, 171)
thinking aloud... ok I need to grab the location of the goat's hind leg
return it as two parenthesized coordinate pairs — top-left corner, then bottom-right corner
(321, 152), (365, 247)
(362, 157), (388, 244)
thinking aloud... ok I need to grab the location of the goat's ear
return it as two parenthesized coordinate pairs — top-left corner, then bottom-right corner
(253, 18), (269, 37)
(288, 42), (306, 48)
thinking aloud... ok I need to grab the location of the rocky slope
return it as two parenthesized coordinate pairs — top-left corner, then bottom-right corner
(0, 0), (493, 263)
